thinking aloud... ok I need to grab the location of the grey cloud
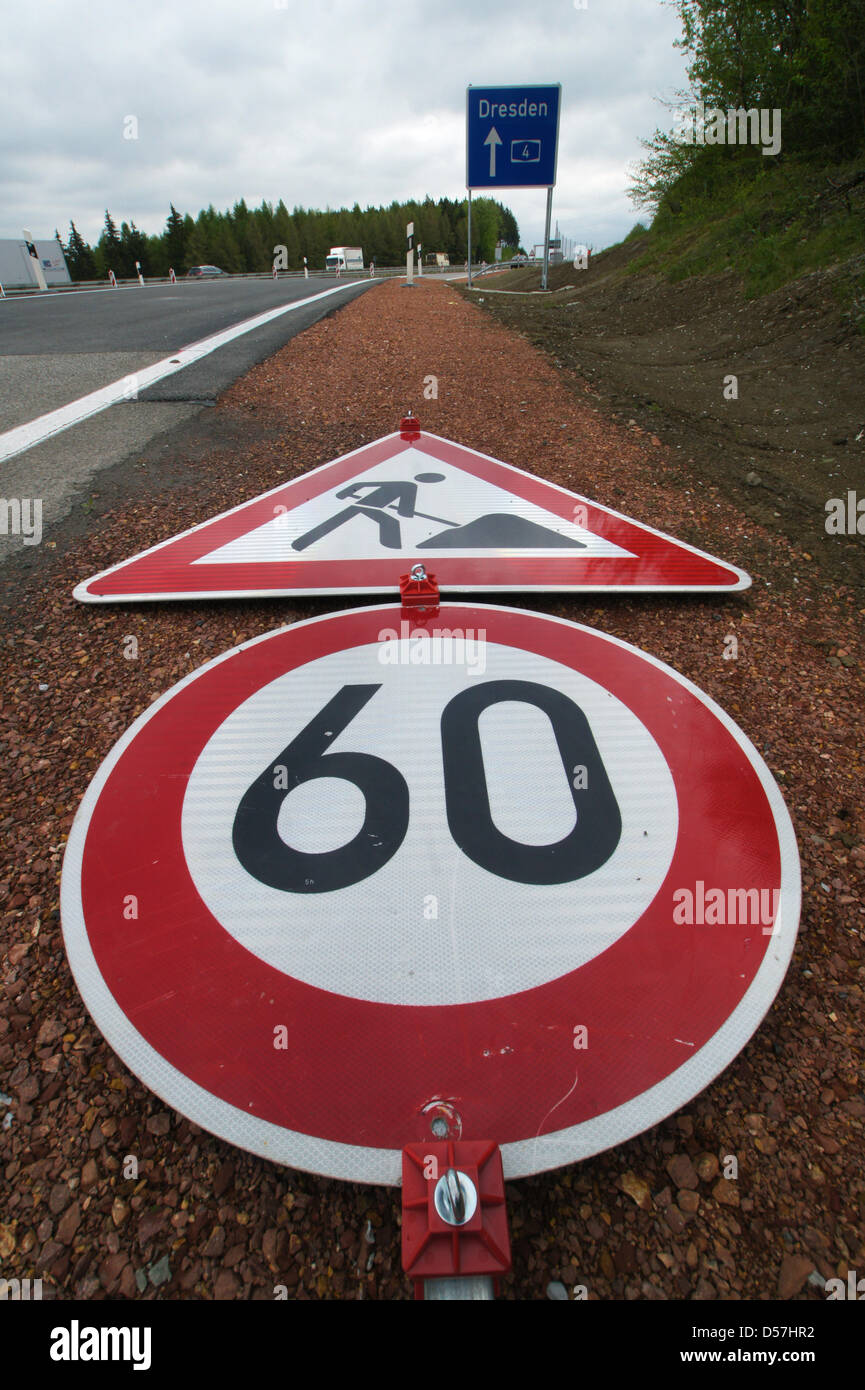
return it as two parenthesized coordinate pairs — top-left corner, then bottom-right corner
(0, 0), (688, 250)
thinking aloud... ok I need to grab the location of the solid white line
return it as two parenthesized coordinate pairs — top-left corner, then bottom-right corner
(0, 281), (369, 465)
(0, 281), (186, 304)
(0, 275), (334, 305)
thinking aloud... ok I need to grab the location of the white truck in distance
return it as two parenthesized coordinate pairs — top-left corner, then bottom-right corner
(325, 246), (364, 272)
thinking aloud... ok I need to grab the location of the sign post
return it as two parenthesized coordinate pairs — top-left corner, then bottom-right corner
(541, 187), (553, 291)
(467, 193), (473, 288)
(466, 84), (561, 289)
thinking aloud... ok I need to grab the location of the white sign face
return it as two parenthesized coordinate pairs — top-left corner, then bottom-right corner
(182, 639), (677, 1006)
(195, 446), (634, 566)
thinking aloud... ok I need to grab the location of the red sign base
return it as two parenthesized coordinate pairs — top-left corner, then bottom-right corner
(402, 1141), (511, 1297)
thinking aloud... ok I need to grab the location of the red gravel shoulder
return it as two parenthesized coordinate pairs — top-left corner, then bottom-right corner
(1, 278), (863, 1301)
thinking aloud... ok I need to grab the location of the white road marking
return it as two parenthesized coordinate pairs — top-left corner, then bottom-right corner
(0, 282), (182, 305)
(0, 281), (368, 465)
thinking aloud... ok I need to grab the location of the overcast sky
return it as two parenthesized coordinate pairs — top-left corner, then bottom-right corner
(1, 0), (691, 253)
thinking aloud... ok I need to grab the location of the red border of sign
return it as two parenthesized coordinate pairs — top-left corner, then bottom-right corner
(74, 432), (750, 601)
(61, 605), (797, 1182)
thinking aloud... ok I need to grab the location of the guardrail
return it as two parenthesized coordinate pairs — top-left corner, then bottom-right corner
(0, 265), (461, 298)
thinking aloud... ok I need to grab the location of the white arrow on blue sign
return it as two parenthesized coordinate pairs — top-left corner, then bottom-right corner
(467, 84), (561, 189)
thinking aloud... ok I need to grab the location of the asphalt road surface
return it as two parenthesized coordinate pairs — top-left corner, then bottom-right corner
(0, 276), (378, 562)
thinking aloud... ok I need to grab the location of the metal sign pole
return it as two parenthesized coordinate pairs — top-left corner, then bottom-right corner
(467, 190), (472, 289)
(425, 1276), (496, 1300)
(541, 187), (553, 291)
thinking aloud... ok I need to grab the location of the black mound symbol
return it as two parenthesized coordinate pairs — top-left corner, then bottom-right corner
(417, 513), (586, 549)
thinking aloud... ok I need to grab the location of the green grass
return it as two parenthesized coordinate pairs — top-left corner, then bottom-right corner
(616, 153), (865, 309)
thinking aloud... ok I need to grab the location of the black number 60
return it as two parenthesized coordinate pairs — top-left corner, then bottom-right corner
(233, 681), (620, 893)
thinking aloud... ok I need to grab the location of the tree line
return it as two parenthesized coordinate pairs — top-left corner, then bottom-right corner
(60, 196), (522, 281)
(630, 0), (865, 211)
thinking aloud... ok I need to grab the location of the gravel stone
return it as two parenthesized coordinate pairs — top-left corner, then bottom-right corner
(2, 275), (863, 1301)
(148, 1255), (172, 1288)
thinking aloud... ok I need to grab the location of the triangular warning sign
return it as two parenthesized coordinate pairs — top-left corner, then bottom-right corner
(74, 426), (750, 602)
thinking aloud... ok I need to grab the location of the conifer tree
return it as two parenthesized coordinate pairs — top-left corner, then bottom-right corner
(64, 222), (97, 281)
(163, 204), (187, 272)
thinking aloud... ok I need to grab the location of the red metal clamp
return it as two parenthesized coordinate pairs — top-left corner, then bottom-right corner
(399, 412), (421, 441)
(401, 1140), (511, 1298)
(399, 563), (439, 612)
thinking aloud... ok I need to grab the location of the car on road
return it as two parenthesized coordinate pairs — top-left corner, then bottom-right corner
(509, 254), (529, 267)
(186, 265), (227, 278)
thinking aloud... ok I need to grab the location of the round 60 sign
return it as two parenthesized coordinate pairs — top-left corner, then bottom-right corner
(60, 604), (800, 1183)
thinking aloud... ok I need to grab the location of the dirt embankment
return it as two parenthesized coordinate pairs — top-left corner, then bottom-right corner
(471, 242), (865, 599)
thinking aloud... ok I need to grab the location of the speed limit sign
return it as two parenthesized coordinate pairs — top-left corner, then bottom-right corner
(61, 604), (799, 1183)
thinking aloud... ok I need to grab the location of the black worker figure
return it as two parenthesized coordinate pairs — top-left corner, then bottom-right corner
(292, 472), (452, 552)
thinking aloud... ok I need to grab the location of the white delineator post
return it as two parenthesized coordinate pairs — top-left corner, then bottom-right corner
(417, 243), (423, 277)
(303, 256), (308, 279)
(22, 230), (47, 291)
(405, 221), (414, 287)
(169, 268), (176, 284)
(108, 270), (117, 287)
(135, 260), (144, 287)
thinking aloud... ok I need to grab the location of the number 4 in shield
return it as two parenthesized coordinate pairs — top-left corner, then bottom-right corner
(511, 140), (541, 163)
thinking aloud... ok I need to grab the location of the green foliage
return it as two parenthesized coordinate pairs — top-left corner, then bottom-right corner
(618, 1), (865, 322)
(94, 210), (122, 278)
(63, 221), (97, 280)
(621, 153), (865, 307)
(60, 195), (521, 280)
(630, 0), (865, 213)
(162, 204), (187, 275)
(471, 198), (500, 260)
(119, 221), (149, 277)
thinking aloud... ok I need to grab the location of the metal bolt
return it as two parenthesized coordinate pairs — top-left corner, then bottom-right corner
(445, 1168), (465, 1222)
(434, 1167), (478, 1227)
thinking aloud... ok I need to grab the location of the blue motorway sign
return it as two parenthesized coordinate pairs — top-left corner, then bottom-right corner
(466, 85), (561, 189)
